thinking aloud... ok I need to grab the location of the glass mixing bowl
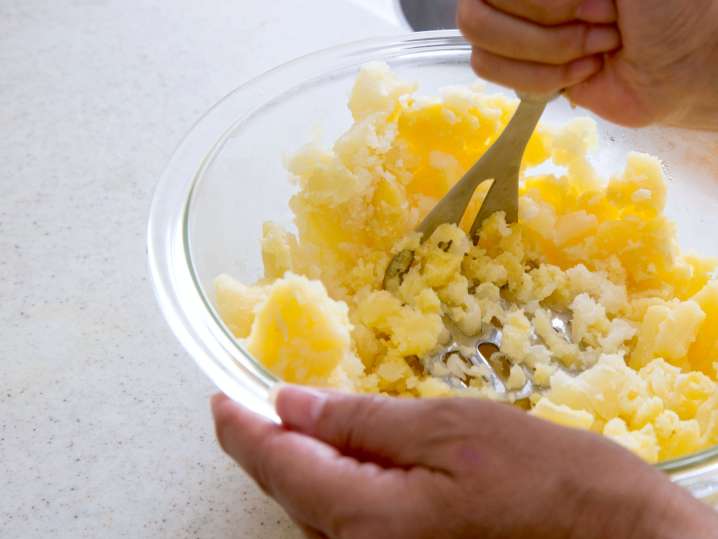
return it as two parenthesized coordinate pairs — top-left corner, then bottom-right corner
(147, 30), (718, 505)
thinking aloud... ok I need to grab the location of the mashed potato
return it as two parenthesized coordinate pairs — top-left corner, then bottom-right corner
(215, 63), (718, 463)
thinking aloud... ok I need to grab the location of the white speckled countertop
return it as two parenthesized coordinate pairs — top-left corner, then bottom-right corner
(0, 2), (399, 537)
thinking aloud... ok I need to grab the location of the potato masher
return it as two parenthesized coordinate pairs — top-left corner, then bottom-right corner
(384, 93), (567, 399)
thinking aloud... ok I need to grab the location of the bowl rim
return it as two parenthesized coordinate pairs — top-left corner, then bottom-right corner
(146, 28), (718, 477)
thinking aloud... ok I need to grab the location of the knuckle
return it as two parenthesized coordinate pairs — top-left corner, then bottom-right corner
(553, 31), (572, 55)
(455, 0), (472, 34)
(426, 399), (474, 437)
(359, 394), (390, 419)
(537, 0), (574, 24)
(573, 24), (591, 57)
(559, 60), (585, 85)
(313, 395), (336, 431)
(428, 399), (501, 441)
(544, 26), (586, 64)
(579, 24), (593, 56)
(559, 62), (574, 84)
(252, 433), (283, 495)
(457, 0), (488, 38)
(313, 394), (347, 441)
(470, 49), (494, 78)
(527, 0), (556, 23)
(316, 394), (385, 447)
(348, 396), (387, 441)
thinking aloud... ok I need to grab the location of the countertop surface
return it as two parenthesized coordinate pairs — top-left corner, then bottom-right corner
(1, 2), (398, 537)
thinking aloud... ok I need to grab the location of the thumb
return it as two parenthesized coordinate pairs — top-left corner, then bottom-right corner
(566, 67), (654, 127)
(275, 385), (475, 471)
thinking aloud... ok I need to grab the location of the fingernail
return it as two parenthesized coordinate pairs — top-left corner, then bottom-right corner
(585, 25), (621, 54)
(275, 385), (327, 433)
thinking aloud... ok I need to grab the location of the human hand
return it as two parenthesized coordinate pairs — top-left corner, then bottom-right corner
(211, 388), (718, 539)
(457, 0), (718, 129)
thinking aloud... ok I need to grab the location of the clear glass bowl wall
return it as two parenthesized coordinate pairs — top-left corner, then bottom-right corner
(148, 31), (718, 505)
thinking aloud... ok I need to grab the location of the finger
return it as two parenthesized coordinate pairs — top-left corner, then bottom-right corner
(484, 0), (618, 25)
(211, 393), (407, 534)
(576, 0), (619, 23)
(296, 522), (328, 539)
(457, 0), (620, 64)
(471, 48), (604, 95)
(277, 385), (481, 471)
